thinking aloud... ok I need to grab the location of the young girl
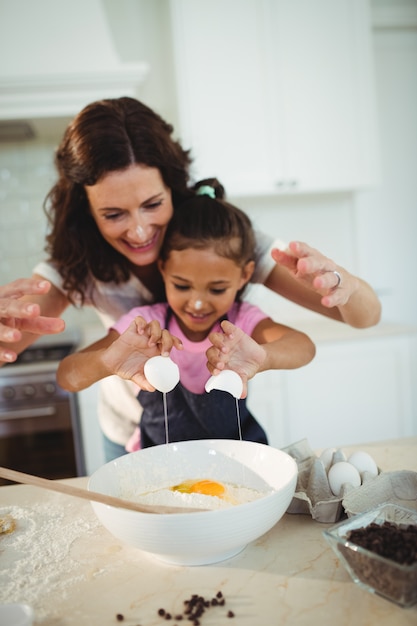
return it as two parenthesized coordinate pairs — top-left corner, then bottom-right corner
(57, 183), (315, 448)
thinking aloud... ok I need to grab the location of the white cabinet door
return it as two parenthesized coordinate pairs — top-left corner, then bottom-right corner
(170, 0), (275, 193)
(246, 369), (287, 448)
(170, 0), (379, 195)
(285, 335), (414, 449)
(265, 0), (378, 192)
(247, 332), (416, 450)
(78, 384), (105, 475)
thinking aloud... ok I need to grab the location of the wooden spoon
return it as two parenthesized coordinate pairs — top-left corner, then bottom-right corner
(0, 467), (206, 515)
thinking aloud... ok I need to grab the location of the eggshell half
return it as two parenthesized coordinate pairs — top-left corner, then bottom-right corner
(205, 370), (243, 399)
(144, 356), (180, 393)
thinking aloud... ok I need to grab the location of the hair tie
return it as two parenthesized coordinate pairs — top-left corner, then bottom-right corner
(196, 185), (216, 199)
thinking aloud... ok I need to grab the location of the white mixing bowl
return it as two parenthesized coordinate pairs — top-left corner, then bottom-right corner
(88, 439), (297, 565)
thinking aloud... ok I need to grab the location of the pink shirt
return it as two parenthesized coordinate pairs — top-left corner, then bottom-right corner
(112, 301), (268, 394)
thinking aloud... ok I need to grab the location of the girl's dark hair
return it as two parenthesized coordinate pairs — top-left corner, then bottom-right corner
(43, 97), (192, 303)
(161, 178), (256, 300)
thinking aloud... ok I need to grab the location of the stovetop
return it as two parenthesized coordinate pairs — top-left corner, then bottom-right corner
(0, 331), (81, 404)
(2, 326), (81, 369)
(5, 343), (75, 366)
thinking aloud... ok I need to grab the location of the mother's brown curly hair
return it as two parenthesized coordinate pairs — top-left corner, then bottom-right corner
(44, 97), (193, 303)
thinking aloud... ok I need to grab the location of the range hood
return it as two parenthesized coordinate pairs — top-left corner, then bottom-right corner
(0, 0), (149, 134)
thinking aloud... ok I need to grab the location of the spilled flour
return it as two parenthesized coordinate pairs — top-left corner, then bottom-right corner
(0, 495), (101, 621)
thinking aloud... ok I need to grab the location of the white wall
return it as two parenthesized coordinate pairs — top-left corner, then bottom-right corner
(355, 25), (417, 327)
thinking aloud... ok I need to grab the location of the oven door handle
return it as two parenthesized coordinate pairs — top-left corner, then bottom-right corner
(0, 406), (57, 420)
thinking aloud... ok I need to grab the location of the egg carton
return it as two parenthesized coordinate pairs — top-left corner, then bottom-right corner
(281, 439), (381, 523)
(342, 469), (417, 517)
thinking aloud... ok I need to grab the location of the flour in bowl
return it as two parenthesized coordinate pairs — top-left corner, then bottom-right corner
(123, 478), (272, 510)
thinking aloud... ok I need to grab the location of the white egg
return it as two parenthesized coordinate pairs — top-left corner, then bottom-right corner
(319, 447), (336, 471)
(347, 451), (378, 477)
(144, 355), (180, 393)
(328, 461), (361, 497)
(332, 448), (347, 463)
(205, 370), (243, 399)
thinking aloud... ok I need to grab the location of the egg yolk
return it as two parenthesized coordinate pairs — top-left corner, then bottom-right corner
(171, 479), (226, 498)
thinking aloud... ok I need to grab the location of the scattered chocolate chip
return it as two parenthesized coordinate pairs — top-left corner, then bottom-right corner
(227, 610), (235, 618)
(116, 614), (124, 622)
(158, 591), (234, 623)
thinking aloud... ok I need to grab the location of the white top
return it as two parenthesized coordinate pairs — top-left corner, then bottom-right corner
(34, 230), (283, 444)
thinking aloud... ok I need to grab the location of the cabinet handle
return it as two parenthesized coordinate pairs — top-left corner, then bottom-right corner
(275, 180), (299, 189)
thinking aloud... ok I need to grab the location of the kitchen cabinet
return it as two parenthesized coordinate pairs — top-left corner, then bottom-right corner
(78, 382), (105, 476)
(247, 324), (417, 450)
(170, 0), (379, 195)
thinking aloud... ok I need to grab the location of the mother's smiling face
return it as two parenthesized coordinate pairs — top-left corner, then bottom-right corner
(85, 164), (174, 268)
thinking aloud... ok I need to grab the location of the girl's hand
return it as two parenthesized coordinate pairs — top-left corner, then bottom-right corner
(271, 241), (354, 308)
(206, 320), (266, 398)
(103, 317), (182, 391)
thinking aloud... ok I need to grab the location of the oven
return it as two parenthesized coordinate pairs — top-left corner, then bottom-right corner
(0, 332), (86, 485)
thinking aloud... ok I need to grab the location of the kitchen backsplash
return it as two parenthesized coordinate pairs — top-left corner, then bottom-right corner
(0, 139), (99, 329)
(0, 140), (56, 283)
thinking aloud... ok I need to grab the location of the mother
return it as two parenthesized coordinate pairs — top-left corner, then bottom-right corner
(0, 97), (381, 461)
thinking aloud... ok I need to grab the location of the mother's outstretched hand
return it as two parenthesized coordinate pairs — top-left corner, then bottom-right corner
(271, 241), (355, 309)
(0, 278), (65, 363)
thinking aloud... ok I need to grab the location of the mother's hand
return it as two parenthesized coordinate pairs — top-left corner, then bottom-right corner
(0, 278), (65, 362)
(271, 241), (355, 308)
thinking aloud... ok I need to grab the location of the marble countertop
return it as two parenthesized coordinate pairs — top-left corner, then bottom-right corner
(1, 438), (416, 626)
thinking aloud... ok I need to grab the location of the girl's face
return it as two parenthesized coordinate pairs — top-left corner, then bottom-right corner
(85, 164), (173, 269)
(159, 247), (254, 342)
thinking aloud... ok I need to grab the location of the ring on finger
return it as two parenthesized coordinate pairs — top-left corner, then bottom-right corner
(332, 270), (342, 290)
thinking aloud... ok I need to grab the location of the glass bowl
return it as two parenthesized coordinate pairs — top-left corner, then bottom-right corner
(323, 503), (417, 608)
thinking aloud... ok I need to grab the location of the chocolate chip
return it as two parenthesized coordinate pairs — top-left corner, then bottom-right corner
(158, 591), (234, 623)
(341, 520), (417, 605)
(346, 521), (417, 565)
